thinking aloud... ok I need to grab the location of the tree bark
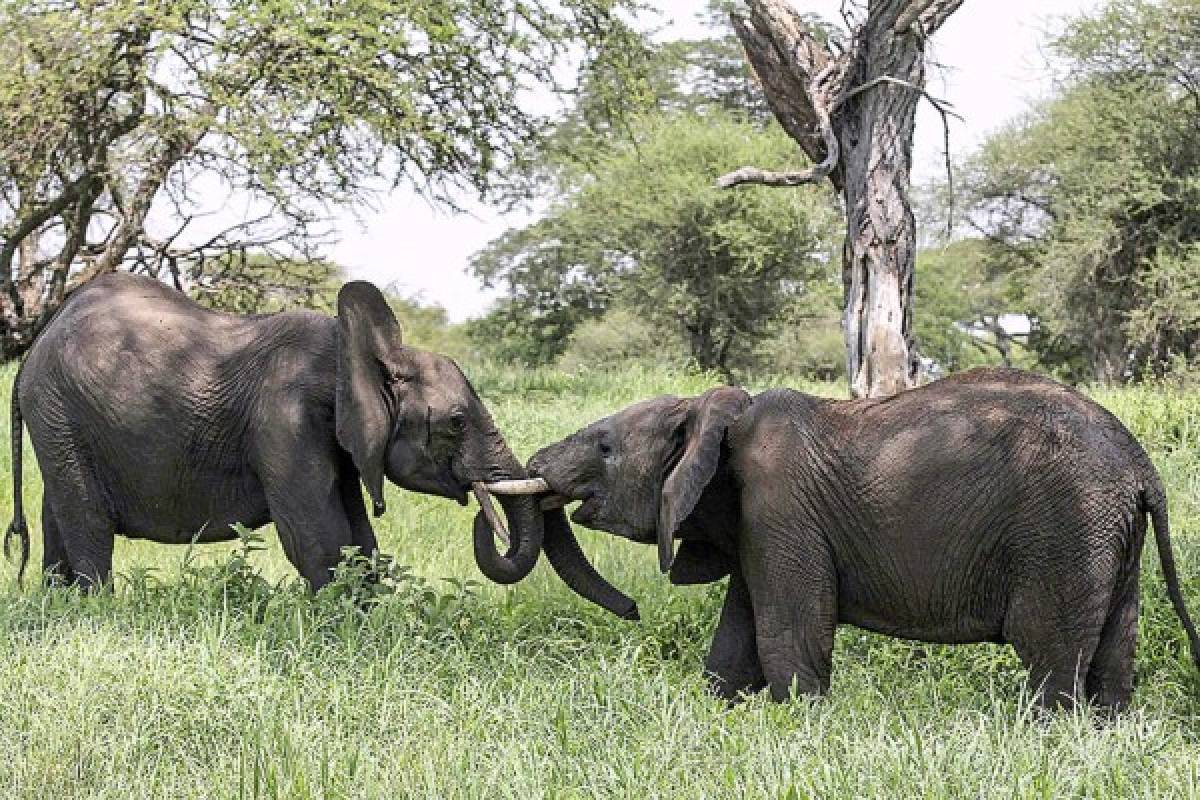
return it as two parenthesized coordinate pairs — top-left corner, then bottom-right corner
(719, 0), (965, 397)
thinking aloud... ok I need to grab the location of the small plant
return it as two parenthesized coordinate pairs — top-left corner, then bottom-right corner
(180, 523), (276, 614)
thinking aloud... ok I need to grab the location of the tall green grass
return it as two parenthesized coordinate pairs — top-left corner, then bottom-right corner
(0, 362), (1197, 799)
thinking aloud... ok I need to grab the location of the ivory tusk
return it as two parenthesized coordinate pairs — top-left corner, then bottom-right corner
(481, 477), (551, 495)
(471, 482), (511, 548)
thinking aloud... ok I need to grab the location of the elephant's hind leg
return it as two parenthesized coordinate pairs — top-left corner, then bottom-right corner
(40, 494), (75, 586)
(41, 479), (116, 592)
(1005, 586), (1107, 711)
(1085, 566), (1140, 712)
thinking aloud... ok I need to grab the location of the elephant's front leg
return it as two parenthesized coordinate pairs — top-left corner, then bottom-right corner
(261, 460), (358, 591)
(743, 532), (837, 702)
(704, 570), (766, 701)
(338, 459), (380, 560)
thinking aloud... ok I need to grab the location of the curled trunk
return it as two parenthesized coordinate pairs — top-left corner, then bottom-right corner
(472, 490), (543, 584)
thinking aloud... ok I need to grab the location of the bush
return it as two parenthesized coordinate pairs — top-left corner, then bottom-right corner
(752, 311), (846, 382)
(556, 308), (689, 373)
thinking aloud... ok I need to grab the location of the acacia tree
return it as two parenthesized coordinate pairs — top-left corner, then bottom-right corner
(471, 112), (839, 377)
(718, 0), (965, 397)
(965, 0), (1200, 382)
(0, 0), (643, 359)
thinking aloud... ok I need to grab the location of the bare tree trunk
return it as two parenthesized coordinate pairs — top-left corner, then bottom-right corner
(718, 0), (965, 398)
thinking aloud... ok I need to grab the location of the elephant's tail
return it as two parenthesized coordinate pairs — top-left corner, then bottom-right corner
(1145, 486), (1200, 671)
(4, 360), (29, 585)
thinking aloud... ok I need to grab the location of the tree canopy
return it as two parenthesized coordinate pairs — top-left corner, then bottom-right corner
(0, 0), (644, 357)
(963, 0), (1200, 382)
(470, 109), (839, 378)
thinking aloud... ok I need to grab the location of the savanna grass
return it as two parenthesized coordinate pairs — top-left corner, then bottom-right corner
(0, 362), (1197, 798)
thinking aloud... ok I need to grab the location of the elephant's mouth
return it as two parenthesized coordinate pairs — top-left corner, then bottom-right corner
(445, 479), (470, 506)
(570, 494), (601, 526)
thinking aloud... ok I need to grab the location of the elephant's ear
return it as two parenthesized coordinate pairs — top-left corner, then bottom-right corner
(668, 540), (734, 585)
(336, 281), (403, 517)
(657, 386), (751, 573)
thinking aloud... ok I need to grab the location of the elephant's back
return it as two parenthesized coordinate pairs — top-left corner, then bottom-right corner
(25, 273), (331, 403)
(29, 273), (256, 377)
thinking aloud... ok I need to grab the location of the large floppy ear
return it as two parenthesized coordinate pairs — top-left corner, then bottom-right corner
(668, 540), (734, 586)
(657, 386), (751, 573)
(336, 281), (403, 518)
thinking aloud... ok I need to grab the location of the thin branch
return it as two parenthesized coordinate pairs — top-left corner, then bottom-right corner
(919, 0), (967, 36)
(718, 73), (960, 191)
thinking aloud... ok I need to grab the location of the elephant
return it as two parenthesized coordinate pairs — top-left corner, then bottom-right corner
(3, 272), (636, 617)
(522, 368), (1200, 710)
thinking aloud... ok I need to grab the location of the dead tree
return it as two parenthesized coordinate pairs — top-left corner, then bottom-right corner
(719, 0), (965, 397)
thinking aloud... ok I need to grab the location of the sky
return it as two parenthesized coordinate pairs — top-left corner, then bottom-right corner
(330, 0), (1102, 322)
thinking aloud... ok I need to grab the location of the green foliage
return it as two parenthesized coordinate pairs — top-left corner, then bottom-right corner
(0, 0), (648, 358)
(756, 311), (846, 382)
(472, 110), (840, 377)
(557, 306), (690, 372)
(186, 255), (467, 358)
(191, 256), (343, 315)
(384, 293), (470, 359)
(2, 360), (1200, 796)
(913, 239), (1033, 372)
(964, 0), (1200, 383)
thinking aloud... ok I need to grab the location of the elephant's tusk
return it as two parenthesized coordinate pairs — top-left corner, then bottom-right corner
(471, 482), (511, 549)
(481, 477), (551, 496)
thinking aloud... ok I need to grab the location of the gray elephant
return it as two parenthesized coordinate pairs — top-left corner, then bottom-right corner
(3, 272), (636, 616)
(523, 368), (1200, 710)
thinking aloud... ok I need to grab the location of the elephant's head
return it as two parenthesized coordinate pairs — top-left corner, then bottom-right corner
(335, 281), (541, 583)
(527, 386), (751, 580)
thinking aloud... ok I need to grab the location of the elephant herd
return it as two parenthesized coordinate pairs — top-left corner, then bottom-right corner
(6, 274), (1199, 712)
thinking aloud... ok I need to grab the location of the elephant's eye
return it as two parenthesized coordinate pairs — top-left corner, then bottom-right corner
(598, 439), (613, 458)
(447, 412), (466, 433)
(386, 369), (414, 387)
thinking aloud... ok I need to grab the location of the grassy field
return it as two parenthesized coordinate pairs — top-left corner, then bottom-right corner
(0, 361), (1198, 798)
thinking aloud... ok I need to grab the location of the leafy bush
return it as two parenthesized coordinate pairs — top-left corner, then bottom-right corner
(557, 308), (689, 373)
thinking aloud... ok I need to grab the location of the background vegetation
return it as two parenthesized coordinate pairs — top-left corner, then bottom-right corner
(466, 0), (1199, 387)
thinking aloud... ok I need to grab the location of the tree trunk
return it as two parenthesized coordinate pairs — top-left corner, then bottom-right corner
(718, 0), (964, 398)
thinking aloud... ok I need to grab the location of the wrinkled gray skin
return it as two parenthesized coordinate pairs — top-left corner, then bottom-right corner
(4, 273), (564, 591)
(529, 368), (1200, 710)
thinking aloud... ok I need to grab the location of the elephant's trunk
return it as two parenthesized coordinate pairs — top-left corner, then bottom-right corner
(472, 483), (543, 584)
(541, 508), (639, 620)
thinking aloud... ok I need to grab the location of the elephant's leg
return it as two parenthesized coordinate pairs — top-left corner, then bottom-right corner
(704, 570), (766, 701)
(263, 470), (355, 591)
(1085, 568), (1140, 712)
(1005, 588), (1105, 712)
(338, 468), (379, 560)
(40, 493), (75, 586)
(744, 539), (837, 702)
(38, 467), (115, 591)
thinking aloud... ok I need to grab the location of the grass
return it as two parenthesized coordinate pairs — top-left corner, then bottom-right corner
(0, 362), (1198, 798)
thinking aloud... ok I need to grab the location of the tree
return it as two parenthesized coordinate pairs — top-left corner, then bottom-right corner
(0, 0), (643, 359)
(716, 0), (965, 397)
(192, 255), (342, 314)
(471, 111), (839, 378)
(964, 0), (1200, 382)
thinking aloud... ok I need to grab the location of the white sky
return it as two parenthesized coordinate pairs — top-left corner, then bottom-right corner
(331, 0), (1101, 322)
